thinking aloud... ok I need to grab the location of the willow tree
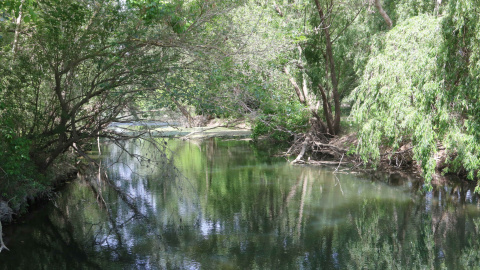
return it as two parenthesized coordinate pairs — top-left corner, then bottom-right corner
(440, 0), (480, 189)
(351, 6), (480, 190)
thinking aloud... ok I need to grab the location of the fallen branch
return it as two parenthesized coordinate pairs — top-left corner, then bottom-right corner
(307, 160), (348, 165)
(0, 221), (8, 252)
(334, 153), (344, 173)
(291, 136), (311, 164)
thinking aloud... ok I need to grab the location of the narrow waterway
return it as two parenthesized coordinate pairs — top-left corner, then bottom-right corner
(1, 139), (480, 269)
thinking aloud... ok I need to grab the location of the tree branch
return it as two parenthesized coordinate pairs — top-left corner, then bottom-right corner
(283, 66), (306, 105)
(374, 0), (393, 29)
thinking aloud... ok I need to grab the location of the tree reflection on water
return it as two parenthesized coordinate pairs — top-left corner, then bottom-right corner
(1, 139), (480, 269)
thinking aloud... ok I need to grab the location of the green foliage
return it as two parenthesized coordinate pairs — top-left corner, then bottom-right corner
(383, 0), (437, 24)
(0, 0), (244, 207)
(126, 0), (190, 32)
(252, 100), (310, 142)
(351, 10), (480, 189)
(0, 0), (39, 22)
(0, 119), (46, 211)
(351, 15), (443, 186)
(440, 0), (480, 184)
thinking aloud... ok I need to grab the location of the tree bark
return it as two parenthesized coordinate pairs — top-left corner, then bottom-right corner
(317, 84), (335, 134)
(374, 0), (393, 29)
(314, 0), (341, 135)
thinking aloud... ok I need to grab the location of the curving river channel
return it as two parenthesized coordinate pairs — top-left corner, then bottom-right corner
(1, 139), (480, 269)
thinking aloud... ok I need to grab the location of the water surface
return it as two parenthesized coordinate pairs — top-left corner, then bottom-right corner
(2, 139), (480, 269)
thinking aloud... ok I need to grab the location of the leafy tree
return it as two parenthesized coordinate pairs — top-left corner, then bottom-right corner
(0, 0), (242, 211)
(350, 1), (480, 190)
(440, 0), (480, 189)
(351, 15), (443, 185)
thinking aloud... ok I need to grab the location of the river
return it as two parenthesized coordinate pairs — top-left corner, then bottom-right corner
(1, 138), (480, 269)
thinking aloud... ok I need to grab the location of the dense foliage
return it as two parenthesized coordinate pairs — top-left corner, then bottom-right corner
(351, 1), (480, 189)
(351, 15), (444, 185)
(0, 0), (241, 209)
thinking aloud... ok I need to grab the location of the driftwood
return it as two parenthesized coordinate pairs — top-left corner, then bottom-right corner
(288, 131), (352, 166)
(313, 142), (347, 152)
(291, 136), (311, 164)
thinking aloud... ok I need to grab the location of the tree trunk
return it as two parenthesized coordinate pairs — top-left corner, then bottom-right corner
(163, 87), (193, 127)
(317, 84), (335, 134)
(170, 96), (193, 128)
(12, 0), (25, 55)
(434, 0), (442, 15)
(273, 1), (283, 17)
(374, 0), (393, 29)
(314, 0), (341, 135)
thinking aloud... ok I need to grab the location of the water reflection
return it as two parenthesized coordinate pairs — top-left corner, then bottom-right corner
(2, 139), (480, 269)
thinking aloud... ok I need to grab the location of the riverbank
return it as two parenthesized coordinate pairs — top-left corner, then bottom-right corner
(287, 130), (474, 190)
(0, 166), (78, 225)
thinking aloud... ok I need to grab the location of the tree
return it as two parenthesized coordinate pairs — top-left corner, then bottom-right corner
(1, 0), (237, 169)
(350, 0), (480, 190)
(0, 0), (244, 218)
(351, 15), (443, 185)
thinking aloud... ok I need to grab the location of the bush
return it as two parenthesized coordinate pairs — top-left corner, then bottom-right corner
(0, 119), (47, 212)
(252, 100), (310, 142)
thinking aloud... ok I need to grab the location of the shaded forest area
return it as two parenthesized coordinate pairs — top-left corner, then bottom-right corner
(1, 0), (480, 248)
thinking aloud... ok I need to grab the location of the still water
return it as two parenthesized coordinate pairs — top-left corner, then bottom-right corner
(2, 139), (480, 269)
